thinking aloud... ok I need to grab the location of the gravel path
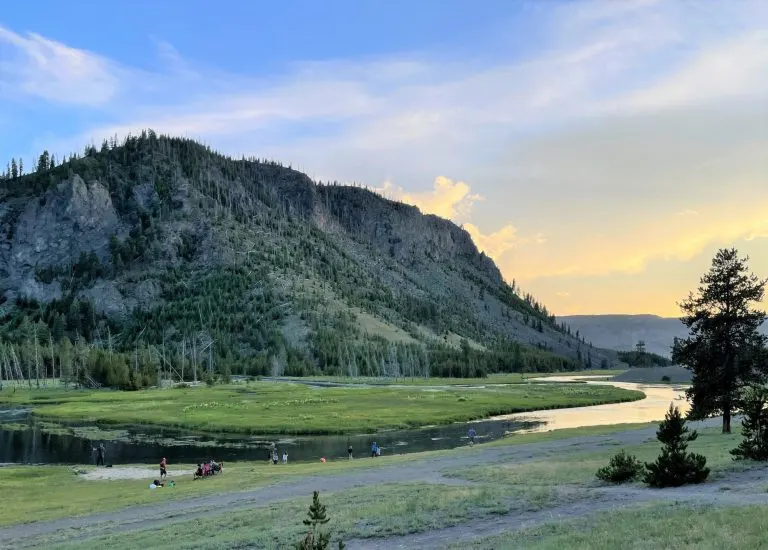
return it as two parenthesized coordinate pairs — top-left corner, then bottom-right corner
(0, 417), (728, 548)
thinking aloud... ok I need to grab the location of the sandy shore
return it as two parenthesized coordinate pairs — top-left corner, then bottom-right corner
(80, 466), (194, 481)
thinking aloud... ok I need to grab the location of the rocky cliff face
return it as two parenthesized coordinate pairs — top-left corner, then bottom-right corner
(317, 185), (501, 285)
(2, 176), (123, 304)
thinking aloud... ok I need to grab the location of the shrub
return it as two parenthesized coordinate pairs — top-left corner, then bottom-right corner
(644, 404), (709, 488)
(596, 450), (644, 483)
(731, 386), (768, 461)
(661, 375), (671, 383)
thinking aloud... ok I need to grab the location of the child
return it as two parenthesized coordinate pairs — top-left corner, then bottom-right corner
(282, 450), (288, 464)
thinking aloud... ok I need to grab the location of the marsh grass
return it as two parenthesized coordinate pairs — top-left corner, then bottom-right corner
(0, 381), (641, 435)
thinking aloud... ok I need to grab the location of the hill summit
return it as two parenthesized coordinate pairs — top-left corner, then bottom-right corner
(0, 131), (613, 387)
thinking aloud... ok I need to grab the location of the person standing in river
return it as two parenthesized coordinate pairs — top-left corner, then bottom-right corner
(348, 444), (353, 460)
(96, 443), (106, 467)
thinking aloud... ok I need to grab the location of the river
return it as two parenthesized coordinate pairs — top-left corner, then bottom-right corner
(484, 375), (689, 432)
(0, 376), (687, 465)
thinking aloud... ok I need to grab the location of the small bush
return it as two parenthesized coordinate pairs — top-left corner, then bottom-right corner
(661, 375), (671, 383)
(596, 450), (644, 483)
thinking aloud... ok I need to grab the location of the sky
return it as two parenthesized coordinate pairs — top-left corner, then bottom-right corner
(1, 0), (766, 317)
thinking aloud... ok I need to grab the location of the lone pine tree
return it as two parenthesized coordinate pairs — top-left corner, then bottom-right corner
(644, 404), (709, 488)
(296, 491), (343, 550)
(673, 248), (768, 433)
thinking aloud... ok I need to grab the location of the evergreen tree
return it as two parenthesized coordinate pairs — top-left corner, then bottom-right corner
(644, 404), (709, 488)
(11, 159), (17, 179)
(37, 150), (50, 173)
(731, 385), (768, 461)
(296, 491), (333, 550)
(51, 314), (66, 343)
(18, 158), (23, 176)
(673, 248), (768, 433)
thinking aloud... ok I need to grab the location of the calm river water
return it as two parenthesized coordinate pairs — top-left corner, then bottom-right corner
(0, 376), (687, 465)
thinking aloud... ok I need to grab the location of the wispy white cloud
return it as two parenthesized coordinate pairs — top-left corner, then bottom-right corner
(0, 25), (120, 106)
(607, 30), (768, 113)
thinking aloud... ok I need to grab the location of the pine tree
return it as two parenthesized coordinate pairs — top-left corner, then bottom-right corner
(296, 491), (332, 550)
(10, 159), (17, 179)
(644, 404), (709, 488)
(673, 248), (767, 433)
(37, 150), (50, 173)
(731, 385), (768, 460)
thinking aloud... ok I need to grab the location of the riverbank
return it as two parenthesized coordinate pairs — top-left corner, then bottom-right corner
(2, 416), (762, 550)
(265, 370), (626, 387)
(0, 379), (642, 435)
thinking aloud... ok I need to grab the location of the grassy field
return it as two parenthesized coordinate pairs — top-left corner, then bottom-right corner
(457, 503), (768, 549)
(16, 423), (756, 549)
(0, 457), (399, 527)
(0, 379), (641, 435)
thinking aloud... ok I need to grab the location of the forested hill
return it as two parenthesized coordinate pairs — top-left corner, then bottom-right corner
(0, 132), (615, 387)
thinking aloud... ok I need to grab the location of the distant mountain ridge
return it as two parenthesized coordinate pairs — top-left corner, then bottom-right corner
(560, 314), (768, 358)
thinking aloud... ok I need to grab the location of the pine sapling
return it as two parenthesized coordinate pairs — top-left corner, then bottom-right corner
(644, 404), (709, 488)
(296, 491), (334, 550)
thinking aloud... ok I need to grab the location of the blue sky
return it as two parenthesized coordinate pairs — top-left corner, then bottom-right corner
(1, 0), (767, 315)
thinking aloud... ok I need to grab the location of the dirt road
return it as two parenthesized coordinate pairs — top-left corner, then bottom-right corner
(0, 417), (736, 549)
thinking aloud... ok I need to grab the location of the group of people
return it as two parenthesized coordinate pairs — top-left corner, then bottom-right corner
(268, 445), (288, 465)
(91, 443), (107, 466)
(194, 459), (223, 479)
(370, 442), (382, 457)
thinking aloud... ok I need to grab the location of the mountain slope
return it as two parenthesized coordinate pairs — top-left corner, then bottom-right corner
(561, 314), (768, 357)
(0, 132), (614, 384)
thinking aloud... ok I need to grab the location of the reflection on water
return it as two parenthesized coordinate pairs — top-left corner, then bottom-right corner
(0, 409), (538, 465)
(487, 376), (689, 432)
